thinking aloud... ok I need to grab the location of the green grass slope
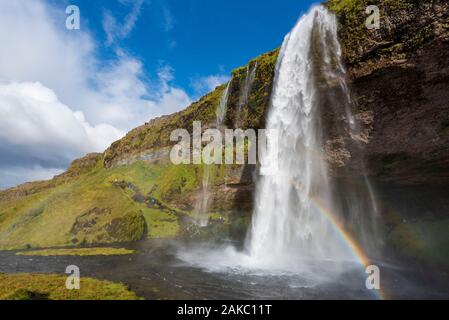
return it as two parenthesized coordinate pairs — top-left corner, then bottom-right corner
(0, 50), (279, 250)
(0, 159), (211, 249)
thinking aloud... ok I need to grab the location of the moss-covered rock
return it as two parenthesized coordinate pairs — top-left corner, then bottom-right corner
(326, 0), (449, 77)
(105, 211), (146, 242)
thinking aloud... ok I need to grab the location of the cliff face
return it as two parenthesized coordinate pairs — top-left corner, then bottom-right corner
(0, 1), (448, 264)
(325, 0), (449, 185)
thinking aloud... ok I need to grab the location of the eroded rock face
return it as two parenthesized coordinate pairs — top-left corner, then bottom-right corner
(321, 0), (449, 186)
(322, 1), (449, 263)
(351, 41), (449, 185)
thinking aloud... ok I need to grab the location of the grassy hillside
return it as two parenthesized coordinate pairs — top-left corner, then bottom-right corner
(0, 49), (278, 250)
(0, 159), (216, 249)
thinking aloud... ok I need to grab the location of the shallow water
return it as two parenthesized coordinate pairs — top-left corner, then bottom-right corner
(0, 240), (448, 300)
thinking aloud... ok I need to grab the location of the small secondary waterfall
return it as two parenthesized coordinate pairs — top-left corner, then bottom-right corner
(193, 167), (212, 227)
(193, 82), (231, 226)
(216, 80), (231, 191)
(216, 81), (231, 126)
(246, 6), (378, 266)
(236, 62), (257, 125)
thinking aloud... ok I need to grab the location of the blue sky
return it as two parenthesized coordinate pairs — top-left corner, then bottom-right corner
(56, 0), (316, 97)
(0, 0), (316, 189)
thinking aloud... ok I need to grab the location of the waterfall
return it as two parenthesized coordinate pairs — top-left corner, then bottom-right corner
(216, 81), (231, 126)
(236, 62), (257, 125)
(180, 6), (380, 275)
(246, 6), (379, 266)
(193, 167), (212, 227)
(193, 82), (231, 226)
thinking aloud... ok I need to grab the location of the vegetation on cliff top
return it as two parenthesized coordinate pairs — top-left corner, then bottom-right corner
(103, 86), (226, 168)
(326, 0), (448, 76)
(224, 49), (278, 130)
(103, 48), (279, 168)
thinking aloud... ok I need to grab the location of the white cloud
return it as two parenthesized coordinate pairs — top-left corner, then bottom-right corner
(0, 81), (123, 164)
(191, 74), (230, 96)
(0, 0), (196, 188)
(0, 166), (64, 190)
(0, 0), (226, 189)
(147, 65), (192, 114)
(161, 3), (175, 32)
(0, 1), (94, 114)
(103, 0), (145, 45)
(0, 0), (191, 131)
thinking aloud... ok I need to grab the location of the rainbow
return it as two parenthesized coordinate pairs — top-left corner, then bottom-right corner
(310, 196), (388, 300)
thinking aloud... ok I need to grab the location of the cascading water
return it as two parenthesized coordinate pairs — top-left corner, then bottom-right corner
(216, 81), (231, 126)
(180, 6), (380, 275)
(236, 62), (257, 125)
(193, 81), (231, 226)
(247, 6), (352, 266)
(193, 167), (212, 227)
